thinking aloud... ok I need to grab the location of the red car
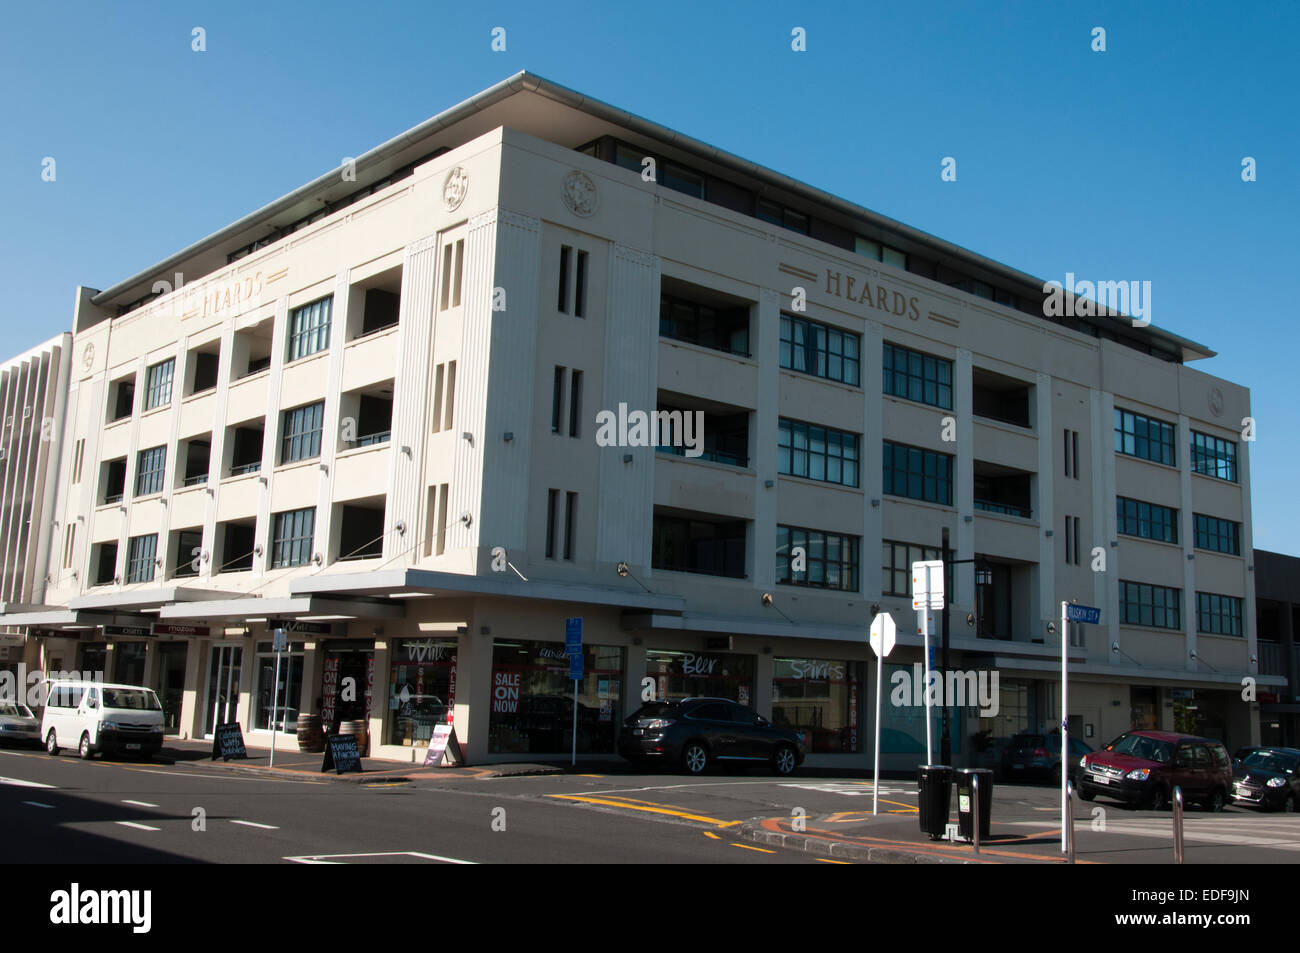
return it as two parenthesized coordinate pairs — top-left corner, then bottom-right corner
(1078, 730), (1232, 811)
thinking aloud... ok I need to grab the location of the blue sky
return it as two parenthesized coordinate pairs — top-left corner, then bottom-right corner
(1, 0), (1295, 553)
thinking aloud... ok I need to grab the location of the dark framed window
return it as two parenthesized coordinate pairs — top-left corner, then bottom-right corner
(1190, 431), (1238, 482)
(776, 525), (859, 591)
(125, 534), (157, 584)
(1193, 513), (1241, 555)
(1120, 580), (1182, 630)
(882, 541), (941, 597)
(281, 401), (324, 463)
(95, 542), (118, 585)
(174, 529), (203, 578)
(1116, 496), (1178, 544)
(883, 343), (952, 410)
(1196, 592), (1243, 637)
(780, 314), (860, 385)
(756, 198), (809, 234)
(882, 440), (953, 505)
(1114, 408), (1176, 466)
(778, 419), (859, 487)
(659, 294), (750, 357)
(287, 297), (332, 361)
(134, 445), (167, 497)
(144, 358), (175, 410)
(271, 508), (315, 568)
(651, 514), (746, 578)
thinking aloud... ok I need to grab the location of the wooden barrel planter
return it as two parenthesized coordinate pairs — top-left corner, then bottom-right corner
(296, 713), (324, 752)
(339, 719), (368, 754)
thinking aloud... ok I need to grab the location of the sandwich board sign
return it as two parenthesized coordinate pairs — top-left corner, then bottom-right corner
(211, 722), (247, 761)
(424, 722), (464, 767)
(322, 733), (362, 774)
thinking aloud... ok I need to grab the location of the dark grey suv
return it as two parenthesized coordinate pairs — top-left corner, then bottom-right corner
(618, 697), (804, 776)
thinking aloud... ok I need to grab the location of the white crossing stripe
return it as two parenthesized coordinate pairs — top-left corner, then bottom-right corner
(115, 821), (160, 831)
(284, 851), (476, 865)
(230, 820), (279, 830)
(22, 801), (54, 809)
(0, 776), (56, 789)
(121, 799), (159, 808)
(780, 782), (912, 796)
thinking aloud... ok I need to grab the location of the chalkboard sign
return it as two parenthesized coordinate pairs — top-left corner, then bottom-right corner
(322, 733), (362, 774)
(211, 722), (247, 761)
(423, 724), (464, 767)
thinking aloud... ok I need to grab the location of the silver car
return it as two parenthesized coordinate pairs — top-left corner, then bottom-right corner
(0, 703), (41, 744)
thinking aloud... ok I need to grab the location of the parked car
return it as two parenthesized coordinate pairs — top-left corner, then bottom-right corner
(1078, 730), (1232, 811)
(0, 703), (41, 746)
(619, 697), (804, 776)
(1231, 747), (1300, 812)
(1001, 733), (1092, 783)
(1232, 745), (1268, 779)
(41, 681), (165, 760)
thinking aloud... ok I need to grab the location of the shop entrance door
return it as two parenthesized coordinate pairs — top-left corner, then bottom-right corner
(204, 644), (243, 737)
(157, 642), (188, 735)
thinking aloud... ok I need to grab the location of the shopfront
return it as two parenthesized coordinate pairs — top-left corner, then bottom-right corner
(319, 641), (375, 742)
(646, 649), (755, 706)
(387, 638), (457, 747)
(881, 661), (963, 757)
(1130, 685), (1159, 730)
(488, 639), (623, 754)
(771, 656), (862, 753)
(252, 639), (306, 735)
(155, 642), (188, 734)
(112, 641), (148, 686)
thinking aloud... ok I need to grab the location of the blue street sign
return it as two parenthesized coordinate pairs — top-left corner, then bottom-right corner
(1065, 604), (1102, 625)
(565, 617), (583, 654)
(569, 652), (584, 680)
(927, 643), (937, 671)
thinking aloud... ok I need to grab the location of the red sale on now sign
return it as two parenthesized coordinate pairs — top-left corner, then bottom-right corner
(492, 671), (521, 714)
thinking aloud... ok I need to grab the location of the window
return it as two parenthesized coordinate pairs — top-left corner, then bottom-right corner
(190, 350), (219, 394)
(563, 491), (577, 561)
(1120, 581), (1182, 630)
(1116, 497), (1178, 544)
(662, 163), (705, 199)
(1190, 431), (1238, 482)
(558, 246), (571, 313)
(551, 366), (566, 433)
(659, 294), (750, 356)
(780, 314), (860, 385)
(778, 419), (860, 487)
(254, 640), (305, 732)
(756, 198), (809, 234)
(777, 525), (860, 591)
(440, 239), (464, 311)
(854, 236), (907, 269)
(575, 250), (588, 318)
(568, 370), (582, 438)
(95, 542), (118, 585)
(271, 508), (315, 568)
(651, 514), (746, 578)
(882, 541), (941, 596)
(1197, 592), (1243, 637)
(1064, 515), (1081, 564)
(182, 440), (211, 486)
(1193, 513), (1241, 555)
(102, 458), (127, 504)
(545, 488), (559, 559)
(173, 529), (202, 578)
(442, 361), (456, 431)
(144, 358), (175, 410)
(134, 446), (167, 497)
(109, 376), (135, 422)
(62, 523), (75, 570)
(1114, 408), (1176, 466)
(72, 439), (85, 484)
(432, 364), (446, 433)
(281, 402), (324, 463)
(883, 440), (953, 505)
(1064, 429), (1080, 479)
(287, 297), (332, 361)
(883, 343), (953, 410)
(125, 534), (157, 584)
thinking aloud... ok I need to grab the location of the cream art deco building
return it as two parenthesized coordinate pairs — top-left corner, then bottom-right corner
(4, 73), (1266, 766)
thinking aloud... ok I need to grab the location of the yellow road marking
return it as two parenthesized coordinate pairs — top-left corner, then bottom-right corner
(576, 774), (605, 778)
(817, 858), (851, 864)
(730, 843), (775, 853)
(703, 831), (721, 839)
(548, 794), (740, 827)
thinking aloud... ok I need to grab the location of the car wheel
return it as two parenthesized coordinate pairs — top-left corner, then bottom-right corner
(45, 729), (60, 756)
(1284, 794), (1297, 814)
(78, 732), (94, 760)
(681, 741), (709, 775)
(771, 744), (798, 777)
(1147, 787), (1169, 811)
(1078, 787), (1095, 802)
(1204, 788), (1226, 813)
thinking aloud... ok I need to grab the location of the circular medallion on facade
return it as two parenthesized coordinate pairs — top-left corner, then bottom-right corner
(443, 167), (469, 212)
(1209, 386), (1224, 417)
(81, 342), (95, 371)
(561, 170), (598, 217)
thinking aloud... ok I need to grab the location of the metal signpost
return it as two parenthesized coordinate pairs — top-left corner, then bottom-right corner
(565, 617), (583, 768)
(1061, 601), (1101, 852)
(912, 560), (944, 765)
(270, 626), (288, 767)
(869, 612), (897, 816)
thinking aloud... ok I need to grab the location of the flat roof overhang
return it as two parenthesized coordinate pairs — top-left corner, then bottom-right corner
(159, 595), (406, 622)
(986, 655), (1285, 689)
(0, 607), (154, 631)
(67, 586), (244, 613)
(289, 569), (686, 614)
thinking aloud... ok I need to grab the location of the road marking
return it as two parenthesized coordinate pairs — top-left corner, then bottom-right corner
(730, 843), (775, 853)
(22, 801), (54, 809)
(284, 851), (476, 865)
(0, 775), (56, 789)
(115, 821), (160, 831)
(230, 820), (279, 830)
(703, 831), (721, 839)
(781, 782), (912, 796)
(577, 774), (605, 778)
(817, 858), (850, 864)
(121, 799), (159, 808)
(548, 793), (741, 827)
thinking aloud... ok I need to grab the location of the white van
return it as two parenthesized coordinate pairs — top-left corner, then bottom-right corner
(41, 681), (165, 760)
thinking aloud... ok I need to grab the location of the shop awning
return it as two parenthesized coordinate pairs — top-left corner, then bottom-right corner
(159, 594), (406, 623)
(289, 568), (687, 613)
(0, 605), (151, 631)
(984, 655), (1285, 688)
(67, 586), (244, 613)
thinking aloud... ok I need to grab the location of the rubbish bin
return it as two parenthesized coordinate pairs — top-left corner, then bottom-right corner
(955, 768), (993, 841)
(917, 764), (953, 839)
